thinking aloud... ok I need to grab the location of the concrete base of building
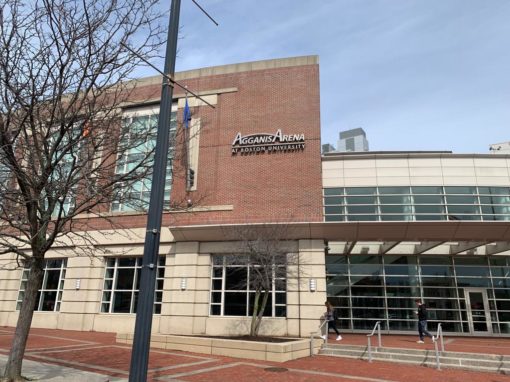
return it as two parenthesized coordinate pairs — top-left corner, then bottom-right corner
(116, 333), (324, 362)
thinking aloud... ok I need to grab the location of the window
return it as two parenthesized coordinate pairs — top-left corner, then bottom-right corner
(112, 109), (176, 212)
(323, 186), (510, 222)
(101, 256), (166, 314)
(210, 255), (286, 317)
(17, 259), (67, 312)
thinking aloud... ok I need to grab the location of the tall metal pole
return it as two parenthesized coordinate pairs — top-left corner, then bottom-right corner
(128, 0), (181, 380)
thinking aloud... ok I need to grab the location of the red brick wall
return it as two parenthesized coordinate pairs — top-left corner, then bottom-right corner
(167, 63), (323, 226)
(75, 60), (323, 231)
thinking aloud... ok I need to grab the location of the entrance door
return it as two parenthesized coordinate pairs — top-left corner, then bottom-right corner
(465, 288), (492, 334)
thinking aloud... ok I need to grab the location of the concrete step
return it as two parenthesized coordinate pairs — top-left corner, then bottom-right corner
(319, 344), (510, 373)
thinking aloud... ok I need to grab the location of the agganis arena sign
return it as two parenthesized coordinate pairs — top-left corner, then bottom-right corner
(231, 129), (305, 155)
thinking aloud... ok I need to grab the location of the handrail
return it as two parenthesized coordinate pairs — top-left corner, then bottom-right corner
(310, 318), (329, 356)
(433, 323), (445, 370)
(366, 321), (381, 363)
(436, 322), (445, 353)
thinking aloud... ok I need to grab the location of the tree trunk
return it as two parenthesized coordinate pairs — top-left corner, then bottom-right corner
(250, 290), (269, 337)
(3, 259), (44, 381)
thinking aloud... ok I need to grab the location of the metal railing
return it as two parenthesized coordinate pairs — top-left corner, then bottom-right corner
(366, 321), (382, 363)
(310, 318), (329, 356)
(433, 323), (445, 370)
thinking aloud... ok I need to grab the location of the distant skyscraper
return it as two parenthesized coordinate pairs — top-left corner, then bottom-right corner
(490, 141), (510, 154)
(337, 128), (369, 152)
(322, 143), (336, 154)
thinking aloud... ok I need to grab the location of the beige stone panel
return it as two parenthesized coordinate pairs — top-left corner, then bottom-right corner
(57, 313), (95, 331)
(92, 314), (137, 333)
(343, 168), (377, 178)
(301, 319), (324, 337)
(286, 292), (299, 305)
(166, 342), (212, 354)
(441, 158), (475, 167)
(61, 301), (100, 314)
(322, 178), (345, 188)
(286, 318), (300, 337)
(63, 277), (104, 292)
(66, 264), (106, 280)
(343, 178), (382, 187)
(344, 159), (376, 169)
(212, 338), (267, 351)
(375, 177), (413, 186)
(409, 167), (443, 177)
(442, 167), (476, 177)
(299, 239), (324, 253)
(296, 293), (328, 305)
(474, 167), (509, 177)
(160, 316), (197, 335)
(474, 158), (509, 168)
(170, 290), (209, 304)
(409, 177), (445, 185)
(442, 177), (478, 186)
(0, 278), (23, 291)
(167, 303), (202, 316)
(62, 288), (101, 304)
(0, 290), (19, 306)
(31, 313), (60, 329)
(300, 305), (327, 320)
(192, 316), (207, 334)
(194, 278), (211, 290)
(322, 161), (344, 170)
(175, 241), (199, 255)
(322, 168), (342, 180)
(205, 317), (286, 336)
(476, 177), (510, 186)
(0, 312), (19, 327)
(376, 167), (410, 177)
(408, 158), (442, 167)
(375, 159), (409, 168)
(199, 241), (240, 254)
(286, 305), (299, 319)
(195, 254), (212, 266)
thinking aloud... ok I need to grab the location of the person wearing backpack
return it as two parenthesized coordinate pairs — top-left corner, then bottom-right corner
(321, 300), (342, 341)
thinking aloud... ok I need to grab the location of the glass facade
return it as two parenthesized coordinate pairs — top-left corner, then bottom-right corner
(324, 186), (510, 222)
(17, 259), (67, 312)
(210, 255), (287, 317)
(112, 111), (176, 212)
(101, 256), (166, 314)
(326, 254), (510, 334)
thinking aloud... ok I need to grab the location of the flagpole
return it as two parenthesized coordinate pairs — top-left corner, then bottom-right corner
(128, 0), (181, 380)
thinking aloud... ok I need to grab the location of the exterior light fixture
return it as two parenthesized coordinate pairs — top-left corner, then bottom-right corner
(309, 279), (316, 292)
(180, 278), (187, 290)
(75, 279), (81, 290)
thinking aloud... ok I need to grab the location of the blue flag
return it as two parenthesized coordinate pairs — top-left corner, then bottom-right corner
(183, 98), (191, 129)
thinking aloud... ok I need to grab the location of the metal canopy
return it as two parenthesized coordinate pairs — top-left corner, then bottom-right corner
(169, 221), (510, 256)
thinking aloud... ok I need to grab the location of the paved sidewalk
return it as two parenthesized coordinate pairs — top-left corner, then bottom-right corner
(1, 327), (510, 381)
(0, 355), (125, 382)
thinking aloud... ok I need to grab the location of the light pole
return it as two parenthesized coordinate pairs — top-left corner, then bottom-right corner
(128, 0), (181, 380)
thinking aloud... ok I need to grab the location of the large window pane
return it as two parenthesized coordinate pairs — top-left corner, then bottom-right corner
(17, 259), (67, 312)
(101, 257), (164, 314)
(211, 255), (286, 318)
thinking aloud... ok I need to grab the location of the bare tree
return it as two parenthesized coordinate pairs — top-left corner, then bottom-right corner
(0, 1), (175, 380)
(227, 224), (301, 337)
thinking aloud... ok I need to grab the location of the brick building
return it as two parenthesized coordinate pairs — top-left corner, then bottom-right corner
(2, 55), (510, 338)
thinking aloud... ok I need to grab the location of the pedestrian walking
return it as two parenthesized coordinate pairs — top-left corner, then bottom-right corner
(321, 301), (342, 341)
(415, 299), (435, 344)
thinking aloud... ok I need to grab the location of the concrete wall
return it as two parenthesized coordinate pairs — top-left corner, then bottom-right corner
(323, 154), (510, 188)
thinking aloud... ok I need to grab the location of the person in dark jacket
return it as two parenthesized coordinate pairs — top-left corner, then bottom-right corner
(321, 301), (342, 341)
(415, 299), (435, 344)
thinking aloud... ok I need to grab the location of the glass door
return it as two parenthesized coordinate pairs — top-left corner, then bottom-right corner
(465, 288), (492, 334)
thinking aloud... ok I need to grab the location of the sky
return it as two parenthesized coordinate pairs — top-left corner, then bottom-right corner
(154, 0), (510, 153)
